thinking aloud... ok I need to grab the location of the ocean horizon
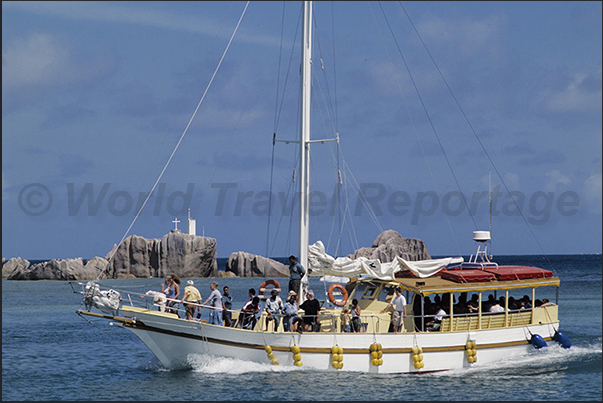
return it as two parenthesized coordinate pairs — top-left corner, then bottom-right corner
(20, 253), (603, 272)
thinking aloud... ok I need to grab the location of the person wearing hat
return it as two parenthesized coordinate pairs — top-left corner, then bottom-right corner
(263, 288), (283, 331)
(182, 280), (202, 320)
(282, 290), (298, 332)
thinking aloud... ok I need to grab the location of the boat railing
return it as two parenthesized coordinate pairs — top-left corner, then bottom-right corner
(438, 309), (535, 332)
(75, 282), (550, 334)
(133, 297), (553, 334)
(459, 261), (499, 270)
(129, 296), (401, 334)
(409, 308), (538, 332)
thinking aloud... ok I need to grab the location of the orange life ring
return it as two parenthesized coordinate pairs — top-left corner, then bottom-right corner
(259, 279), (281, 300)
(328, 283), (349, 307)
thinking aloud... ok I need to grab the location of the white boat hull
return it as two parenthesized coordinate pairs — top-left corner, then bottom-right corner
(119, 307), (556, 373)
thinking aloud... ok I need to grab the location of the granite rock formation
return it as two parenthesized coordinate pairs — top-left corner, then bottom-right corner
(2, 257), (30, 278)
(2, 229), (427, 281)
(225, 251), (289, 277)
(83, 257), (110, 279)
(107, 230), (218, 278)
(6, 257), (101, 281)
(346, 229), (431, 262)
(3, 230), (217, 280)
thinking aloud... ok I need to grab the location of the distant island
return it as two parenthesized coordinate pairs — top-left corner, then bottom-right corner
(2, 229), (430, 281)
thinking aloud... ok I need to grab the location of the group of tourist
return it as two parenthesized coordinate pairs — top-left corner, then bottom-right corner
(139, 254), (320, 332)
(411, 292), (552, 332)
(142, 255), (400, 334)
(142, 274), (234, 325)
(142, 275), (323, 332)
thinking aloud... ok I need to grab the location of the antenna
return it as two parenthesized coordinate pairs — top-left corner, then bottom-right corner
(489, 170), (492, 259)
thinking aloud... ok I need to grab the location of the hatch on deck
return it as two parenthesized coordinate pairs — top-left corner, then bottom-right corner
(484, 266), (553, 280)
(439, 269), (496, 283)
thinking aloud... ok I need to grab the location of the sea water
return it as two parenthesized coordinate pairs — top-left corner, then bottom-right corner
(2, 255), (601, 401)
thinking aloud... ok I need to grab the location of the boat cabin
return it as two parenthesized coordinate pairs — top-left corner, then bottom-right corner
(234, 264), (559, 335)
(330, 265), (560, 334)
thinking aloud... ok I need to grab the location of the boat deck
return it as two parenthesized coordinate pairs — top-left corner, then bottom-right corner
(112, 303), (558, 336)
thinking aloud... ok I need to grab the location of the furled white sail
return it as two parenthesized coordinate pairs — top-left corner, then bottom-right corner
(308, 240), (463, 280)
(84, 281), (121, 314)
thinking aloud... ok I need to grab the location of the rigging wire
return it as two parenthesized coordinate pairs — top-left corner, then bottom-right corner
(397, 1), (553, 267)
(337, 170), (360, 253)
(269, 160), (297, 257)
(310, 14), (386, 253)
(270, 139), (300, 257)
(309, 2), (345, 257)
(266, 3), (303, 259)
(369, 1), (465, 255)
(329, 1), (343, 257)
(267, 2), (349, 259)
(312, 7), (338, 136)
(376, 1), (478, 233)
(99, 1), (251, 279)
(266, 2), (287, 259)
(266, 134), (277, 259)
(98, 1), (244, 281)
(339, 148), (385, 235)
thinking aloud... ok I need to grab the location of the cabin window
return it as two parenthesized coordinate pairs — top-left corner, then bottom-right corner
(361, 287), (378, 300)
(533, 285), (558, 307)
(378, 286), (396, 302)
(502, 289), (534, 311)
(349, 284), (367, 301)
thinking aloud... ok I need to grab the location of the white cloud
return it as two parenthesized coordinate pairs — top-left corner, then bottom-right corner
(503, 172), (520, 190)
(2, 33), (69, 90)
(545, 169), (571, 192)
(2, 1), (283, 48)
(416, 13), (506, 56)
(539, 68), (603, 113)
(583, 172), (602, 212)
(2, 32), (116, 103)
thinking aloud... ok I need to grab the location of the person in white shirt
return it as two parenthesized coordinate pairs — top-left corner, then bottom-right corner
(424, 304), (447, 331)
(282, 291), (298, 331)
(380, 288), (407, 333)
(264, 289), (284, 331)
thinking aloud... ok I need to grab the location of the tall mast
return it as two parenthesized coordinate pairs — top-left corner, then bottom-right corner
(298, 0), (312, 302)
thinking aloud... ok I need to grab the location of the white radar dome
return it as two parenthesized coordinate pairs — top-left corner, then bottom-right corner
(472, 231), (491, 242)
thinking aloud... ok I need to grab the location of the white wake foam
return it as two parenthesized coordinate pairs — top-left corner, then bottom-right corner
(187, 354), (302, 374)
(430, 341), (602, 377)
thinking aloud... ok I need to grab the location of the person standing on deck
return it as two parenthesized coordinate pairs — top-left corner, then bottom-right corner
(182, 280), (202, 320)
(288, 255), (306, 300)
(163, 274), (181, 316)
(299, 289), (320, 332)
(349, 298), (362, 333)
(380, 288), (407, 333)
(221, 286), (233, 327)
(202, 282), (223, 325)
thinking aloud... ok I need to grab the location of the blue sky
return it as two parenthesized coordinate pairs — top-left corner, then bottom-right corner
(2, 1), (601, 261)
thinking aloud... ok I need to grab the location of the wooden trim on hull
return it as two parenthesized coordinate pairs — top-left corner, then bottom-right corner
(77, 309), (133, 324)
(78, 309), (552, 355)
